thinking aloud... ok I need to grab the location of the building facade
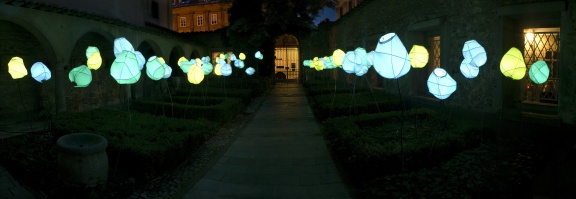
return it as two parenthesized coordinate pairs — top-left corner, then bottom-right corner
(335, 0), (364, 19)
(172, 0), (232, 33)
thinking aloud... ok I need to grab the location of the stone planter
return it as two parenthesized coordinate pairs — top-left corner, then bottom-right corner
(56, 133), (108, 187)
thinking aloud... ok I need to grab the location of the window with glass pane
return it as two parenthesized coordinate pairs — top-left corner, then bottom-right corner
(522, 27), (560, 104)
(179, 17), (186, 27)
(197, 15), (204, 26)
(211, 14), (217, 25)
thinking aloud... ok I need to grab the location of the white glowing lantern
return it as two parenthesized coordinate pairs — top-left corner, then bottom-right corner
(113, 37), (134, 57)
(373, 33), (411, 79)
(427, 68), (457, 100)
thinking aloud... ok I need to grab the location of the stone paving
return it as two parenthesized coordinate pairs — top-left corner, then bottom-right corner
(183, 81), (352, 199)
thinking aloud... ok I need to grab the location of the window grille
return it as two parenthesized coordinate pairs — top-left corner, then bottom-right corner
(522, 28), (560, 104)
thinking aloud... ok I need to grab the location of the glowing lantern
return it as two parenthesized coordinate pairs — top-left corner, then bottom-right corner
(234, 59), (245, 68)
(180, 60), (193, 73)
(86, 46), (99, 58)
(462, 40), (487, 67)
(8, 57), (27, 79)
(134, 51), (145, 70)
(373, 33), (411, 79)
(87, 52), (102, 70)
(341, 51), (356, 74)
(245, 67), (255, 75)
(178, 57), (188, 67)
(366, 51), (375, 66)
(529, 60), (550, 84)
(255, 51), (263, 60)
(202, 62), (213, 75)
(69, 65), (92, 87)
(214, 64), (222, 76)
(202, 56), (211, 63)
(219, 53), (225, 60)
(500, 47), (526, 80)
(332, 49), (345, 67)
(323, 56), (335, 69)
(314, 58), (325, 71)
(354, 47), (370, 76)
(146, 56), (166, 80)
(187, 65), (204, 84)
(221, 63), (232, 76)
(303, 60), (311, 67)
(460, 58), (479, 78)
(163, 64), (172, 78)
(110, 50), (141, 84)
(409, 45), (429, 68)
(239, 53), (246, 60)
(113, 37), (134, 57)
(30, 62), (51, 82)
(427, 68), (457, 100)
(230, 54), (237, 61)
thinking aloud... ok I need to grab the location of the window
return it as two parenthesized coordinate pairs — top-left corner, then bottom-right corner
(427, 35), (441, 70)
(179, 17), (187, 27)
(522, 27), (560, 104)
(210, 13), (217, 25)
(197, 15), (204, 26)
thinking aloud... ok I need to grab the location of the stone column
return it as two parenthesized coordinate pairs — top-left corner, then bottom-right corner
(54, 64), (67, 113)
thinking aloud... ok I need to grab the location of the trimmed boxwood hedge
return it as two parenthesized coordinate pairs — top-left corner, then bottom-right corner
(321, 108), (483, 181)
(51, 108), (219, 183)
(311, 91), (402, 121)
(174, 86), (253, 105)
(131, 96), (243, 124)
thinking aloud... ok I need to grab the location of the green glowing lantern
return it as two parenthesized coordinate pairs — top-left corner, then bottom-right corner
(322, 56), (335, 69)
(409, 45), (429, 68)
(110, 50), (141, 84)
(188, 65), (204, 84)
(427, 68), (457, 100)
(354, 47), (370, 76)
(462, 40), (487, 67)
(500, 47), (526, 80)
(529, 60), (549, 84)
(30, 62), (51, 83)
(180, 60), (193, 73)
(332, 49), (345, 67)
(113, 37), (134, 57)
(245, 67), (255, 75)
(146, 56), (166, 80)
(373, 33), (411, 79)
(69, 65), (92, 87)
(86, 46), (102, 70)
(8, 57), (27, 79)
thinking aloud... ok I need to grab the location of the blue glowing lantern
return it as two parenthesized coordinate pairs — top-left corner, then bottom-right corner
(460, 58), (479, 78)
(163, 64), (172, 78)
(146, 56), (166, 80)
(202, 62), (213, 75)
(255, 51), (263, 60)
(30, 62), (51, 83)
(221, 63), (232, 76)
(462, 40), (487, 67)
(234, 59), (245, 68)
(354, 47), (370, 76)
(230, 53), (237, 62)
(427, 68), (457, 100)
(529, 60), (550, 84)
(373, 33), (411, 79)
(323, 56), (335, 69)
(180, 60), (193, 73)
(110, 50), (141, 84)
(113, 37), (134, 57)
(245, 67), (255, 75)
(366, 51), (375, 67)
(134, 51), (145, 70)
(69, 65), (92, 87)
(341, 51), (356, 74)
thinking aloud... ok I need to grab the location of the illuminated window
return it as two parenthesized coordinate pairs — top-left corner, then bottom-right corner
(427, 36), (441, 70)
(210, 13), (217, 25)
(179, 17), (186, 27)
(522, 27), (560, 104)
(197, 15), (204, 26)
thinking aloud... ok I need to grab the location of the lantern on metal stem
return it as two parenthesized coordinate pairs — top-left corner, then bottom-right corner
(86, 46), (102, 70)
(113, 37), (134, 57)
(409, 45), (429, 68)
(111, 50), (141, 84)
(528, 60), (550, 84)
(31, 62), (51, 83)
(500, 47), (526, 80)
(69, 65), (92, 87)
(373, 33), (411, 79)
(8, 57), (28, 79)
(427, 68), (457, 100)
(146, 56), (166, 80)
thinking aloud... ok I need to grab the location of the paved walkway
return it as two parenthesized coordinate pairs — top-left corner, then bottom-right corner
(184, 81), (352, 199)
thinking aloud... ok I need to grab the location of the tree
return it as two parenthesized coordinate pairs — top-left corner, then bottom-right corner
(227, 0), (337, 77)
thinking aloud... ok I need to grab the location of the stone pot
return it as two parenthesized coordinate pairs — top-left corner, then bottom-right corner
(56, 133), (108, 187)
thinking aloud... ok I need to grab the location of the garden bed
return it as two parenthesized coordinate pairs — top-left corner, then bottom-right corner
(310, 91), (402, 121)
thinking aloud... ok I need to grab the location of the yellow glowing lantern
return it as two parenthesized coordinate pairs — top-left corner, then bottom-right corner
(409, 45), (429, 68)
(239, 53), (246, 60)
(500, 47), (526, 80)
(8, 57), (27, 79)
(188, 65), (204, 84)
(332, 49), (345, 67)
(214, 64), (222, 76)
(87, 52), (102, 70)
(178, 57), (188, 67)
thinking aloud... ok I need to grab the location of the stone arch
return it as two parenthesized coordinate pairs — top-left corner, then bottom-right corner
(274, 34), (300, 80)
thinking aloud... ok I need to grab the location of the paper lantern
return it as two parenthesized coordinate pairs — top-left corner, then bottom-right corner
(111, 50), (141, 84)
(134, 51), (145, 70)
(217, 57), (226, 65)
(500, 47), (526, 80)
(163, 64), (172, 78)
(366, 51), (375, 66)
(460, 58), (479, 78)
(341, 51), (356, 74)
(234, 59), (245, 68)
(462, 40), (487, 67)
(187, 65), (204, 84)
(373, 33), (411, 79)
(178, 57), (188, 67)
(202, 62), (213, 75)
(313, 57), (324, 71)
(230, 54), (237, 61)
(219, 53), (225, 60)
(529, 60), (550, 84)
(239, 53), (246, 60)
(8, 57), (27, 79)
(87, 52), (102, 70)
(332, 49), (345, 67)
(146, 56), (166, 80)
(113, 37), (134, 57)
(323, 56), (335, 69)
(221, 63), (232, 76)
(409, 45), (429, 68)
(179, 60), (193, 73)
(202, 56), (211, 63)
(245, 67), (255, 75)
(427, 68), (457, 100)
(255, 51), (263, 60)
(214, 64), (222, 76)
(69, 65), (92, 87)
(85, 46), (100, 58)
(30, 62), (51, 82)
(354, 47), (370, 76)
(303, 60), (311, 67)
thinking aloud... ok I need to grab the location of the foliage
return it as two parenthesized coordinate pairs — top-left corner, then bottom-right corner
(311, 91), (402, 121)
